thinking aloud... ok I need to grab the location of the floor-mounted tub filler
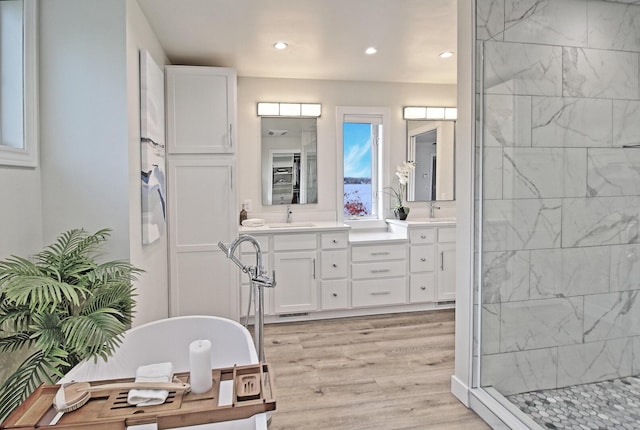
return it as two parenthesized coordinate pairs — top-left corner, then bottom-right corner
(59, 316), (269, 430)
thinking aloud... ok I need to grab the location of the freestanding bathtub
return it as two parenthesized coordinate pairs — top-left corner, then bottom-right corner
(60, 316), (268, 430)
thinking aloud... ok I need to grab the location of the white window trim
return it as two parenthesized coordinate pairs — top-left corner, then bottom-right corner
(336, 106), (390, 227)
(0, 0), (38, 167)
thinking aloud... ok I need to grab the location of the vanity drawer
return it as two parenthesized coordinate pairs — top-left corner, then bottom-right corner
(321, 232), (348, 249)
(410, 245), (435, 273)
(352, 278), (406, 307)
(321, 279), (349, 310)
(320, 250), (348, 279)
(351, 244), (406, 262)
(273, 233), (317, 251)
(438, 227), (456, 243)
(409, 228), (435, 244)
(351, 260), (406, 279)
(410, 273), (435, 303)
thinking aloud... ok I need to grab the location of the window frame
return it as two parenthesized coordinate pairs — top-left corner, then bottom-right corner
(336, 106), (390, 227)
(0, 0), (38, 167)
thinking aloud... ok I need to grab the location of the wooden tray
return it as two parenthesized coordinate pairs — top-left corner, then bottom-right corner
(1, 363), (275, 430)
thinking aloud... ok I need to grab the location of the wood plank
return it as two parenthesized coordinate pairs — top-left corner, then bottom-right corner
(263, 310), (490, 429)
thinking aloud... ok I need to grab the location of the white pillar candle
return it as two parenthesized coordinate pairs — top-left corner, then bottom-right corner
(189, 339), (212, 394)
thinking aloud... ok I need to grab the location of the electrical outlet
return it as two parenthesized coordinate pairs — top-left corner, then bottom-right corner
(243, 199), (252, 212)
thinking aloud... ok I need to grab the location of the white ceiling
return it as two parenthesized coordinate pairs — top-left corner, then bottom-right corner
(136, 0), (457, 85)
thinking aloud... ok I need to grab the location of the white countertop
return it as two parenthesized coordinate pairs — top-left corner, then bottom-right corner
(386, 218), (457, 227)
(239, 221), (350, 234)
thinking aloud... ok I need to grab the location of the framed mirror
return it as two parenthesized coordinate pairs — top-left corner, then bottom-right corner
(261, 117), (317, 205)
(406, 120), (455, 202)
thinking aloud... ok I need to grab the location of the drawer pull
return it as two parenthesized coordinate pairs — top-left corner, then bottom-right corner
(420, 257), (426, 262)
(332, 239), (338, 244)
(421, 234), (426, 239)
(313, 258), (316, 279)
(420, 286), (426, 291)
(332, 263), (338, 268)
(370, 291), (391, 296)
(332, 292), (338, 297)
(371, 251), (390, 256)
(370, 269), (390, 274)
(440, 251), (444, 271)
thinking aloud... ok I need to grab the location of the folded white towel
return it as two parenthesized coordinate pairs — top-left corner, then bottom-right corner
(242, 218), (265, 227)
(127, 362), (173, 406)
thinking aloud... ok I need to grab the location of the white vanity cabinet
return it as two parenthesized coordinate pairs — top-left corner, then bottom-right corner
(273, 234), (318, 314)
(436, 227), (456, 302)
(408, 228), (436, 303)
(238, 235), (272, 318)
(351, 243), (407, 307)
(166, 66), (236, 154)
(319, 232), (349, 310)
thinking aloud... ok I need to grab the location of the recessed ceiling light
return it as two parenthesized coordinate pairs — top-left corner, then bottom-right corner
(365, 47), (377, 55)
(439, 51), (454, 58)
(273, 42), (288, 50)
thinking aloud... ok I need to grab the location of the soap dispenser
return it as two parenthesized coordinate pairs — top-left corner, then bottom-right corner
(239, 204), (248, 226)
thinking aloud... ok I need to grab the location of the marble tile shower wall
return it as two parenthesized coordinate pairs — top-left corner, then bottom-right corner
(476, 0), (640, 396)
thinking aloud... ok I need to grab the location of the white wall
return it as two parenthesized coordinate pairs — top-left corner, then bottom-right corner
(38, 0), (170, 326)
(126, 0), (170, 326)
(237, 78), (457, 222)
(39, 0), (129, 257)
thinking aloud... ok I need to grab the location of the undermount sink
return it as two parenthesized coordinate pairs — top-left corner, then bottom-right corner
(267, 222), (316, 228)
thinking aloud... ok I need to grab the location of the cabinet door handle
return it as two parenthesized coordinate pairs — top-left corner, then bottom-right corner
(371, 291), (390, 296)
(420, 257), (426, 262)
(313, 258), (316, 279)
(421, 234), (426, 239)
(371, 252), (390, 256)
(332, 292), (338, 297)
(332, 239), (338, 244)
(332, 263), (338, 268)
(440, 251), (444, 271)
(420, 286), (426, 291)
(229, 167), (233, 190)
(229, 123), (233, 148)
(371, 269), (390, 273)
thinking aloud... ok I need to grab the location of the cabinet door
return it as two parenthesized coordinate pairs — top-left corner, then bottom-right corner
(437, 242), (456, 302)
(167, 157), (238, 319)
(166, 66), (236, 154)
(273, 251), (317, 314)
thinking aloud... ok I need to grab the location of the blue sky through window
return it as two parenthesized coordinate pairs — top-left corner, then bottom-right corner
(343, 123), (371, 180)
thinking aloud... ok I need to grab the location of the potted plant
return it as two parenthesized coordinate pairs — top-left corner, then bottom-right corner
(385, 161), (416, 220)
(0, 228), (142, 421)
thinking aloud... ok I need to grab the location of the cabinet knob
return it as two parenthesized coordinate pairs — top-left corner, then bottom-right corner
(420, 257), (426, 262)
(332, 263), (338, 268)
(420, 286), (426, 291)
(332, 292), (338, 297)
(421, 234), (426, 239)
(332, 239), (338, 244)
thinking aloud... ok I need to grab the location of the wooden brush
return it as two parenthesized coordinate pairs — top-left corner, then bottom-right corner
(52, 380), (190, 413)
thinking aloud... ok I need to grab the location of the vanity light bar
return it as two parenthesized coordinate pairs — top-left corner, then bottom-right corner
(257, 102), (322, 117)
(403, 106), (457, 120)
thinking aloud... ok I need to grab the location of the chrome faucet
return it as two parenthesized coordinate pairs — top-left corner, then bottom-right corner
(286, 204), (293, 223)
(218, 235), (276, 362)
(429, 201), (441, 218)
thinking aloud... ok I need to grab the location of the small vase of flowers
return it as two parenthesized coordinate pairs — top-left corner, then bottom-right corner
(386, 161), (415, 220)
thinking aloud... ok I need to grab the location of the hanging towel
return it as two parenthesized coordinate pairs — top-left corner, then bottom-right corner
(127, 362), (174, 406)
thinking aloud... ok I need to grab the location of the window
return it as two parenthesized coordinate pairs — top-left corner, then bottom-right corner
(337, 106), (390, 224)
(0, 0), (37, 167)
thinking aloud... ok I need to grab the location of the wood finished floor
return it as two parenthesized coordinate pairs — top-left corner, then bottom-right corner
(262, 309), (490, 430)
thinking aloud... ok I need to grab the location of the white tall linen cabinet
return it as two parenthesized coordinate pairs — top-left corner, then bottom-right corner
(165, 66), (239, 320)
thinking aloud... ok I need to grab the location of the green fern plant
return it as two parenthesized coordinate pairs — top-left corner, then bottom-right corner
(0, 228), (141, 421)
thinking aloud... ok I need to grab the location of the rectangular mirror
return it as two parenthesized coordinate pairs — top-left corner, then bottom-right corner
(261, 117), (317, 205)
(406, 120), (455, 202)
